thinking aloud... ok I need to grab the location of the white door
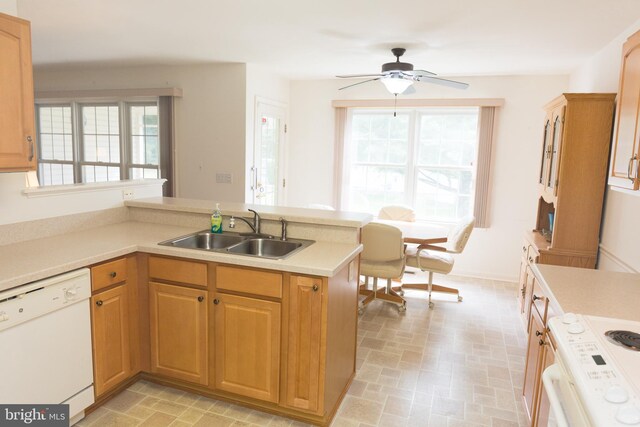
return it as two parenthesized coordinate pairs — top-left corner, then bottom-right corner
(252, 99), (286, 205)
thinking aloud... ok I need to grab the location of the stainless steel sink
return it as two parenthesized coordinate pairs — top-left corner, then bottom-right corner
(226, 238), (303, 259)
(159, 230), (313, 260)
(163, 232), (247, 250)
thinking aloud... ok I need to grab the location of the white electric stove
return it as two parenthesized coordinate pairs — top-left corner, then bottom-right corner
(547, 313), (640, 426)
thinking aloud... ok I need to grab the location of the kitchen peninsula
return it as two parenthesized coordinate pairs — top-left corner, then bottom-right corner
(0, 198), (370, 426)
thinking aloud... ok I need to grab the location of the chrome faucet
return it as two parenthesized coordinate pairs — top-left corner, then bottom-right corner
(229, 209), (262, 234)
(279, 217), (287, 241)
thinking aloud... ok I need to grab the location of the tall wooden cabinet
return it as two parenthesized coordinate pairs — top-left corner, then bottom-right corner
(0, 13), (37, 171)
(610, 29), (640, 189)
(526, 93), (615, 269)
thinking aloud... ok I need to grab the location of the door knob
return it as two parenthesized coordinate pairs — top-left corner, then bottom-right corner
(213, 299), (220, 305)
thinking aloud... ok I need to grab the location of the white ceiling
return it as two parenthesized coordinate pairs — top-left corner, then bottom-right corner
(17, 0), (640, 79)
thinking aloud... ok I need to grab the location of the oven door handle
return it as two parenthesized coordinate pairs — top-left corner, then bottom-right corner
(543, 364), (570, 427)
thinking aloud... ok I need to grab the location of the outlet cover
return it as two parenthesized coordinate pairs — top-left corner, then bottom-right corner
(122, 189), (134, 200)
(216, 172), (232, 184)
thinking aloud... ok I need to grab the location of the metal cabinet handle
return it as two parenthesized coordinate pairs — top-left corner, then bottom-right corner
(312, 284), (319, 292)
(535, 330), (543, 337)
(27, 136), (34, 161)
(96, 300), (103, 306)
(213, 299), (220, 305)
(629, 155), (639, 182)
(521, 287), (526, 298)
(109, 272), (117, 278)
(522, 246), (527, 253)
(528, 256), (534, 263)
(198, 296), (204, 302)
(539, 339), (545, 346)
(532, 294), (542, 301)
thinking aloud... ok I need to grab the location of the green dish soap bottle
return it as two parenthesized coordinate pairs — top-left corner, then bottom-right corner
(211, 203), (222, 234)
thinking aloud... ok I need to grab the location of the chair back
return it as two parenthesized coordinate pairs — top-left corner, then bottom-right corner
(446, 216), (475, 254)
(361, 223), (404, 262)
(377, 205), (416, 222)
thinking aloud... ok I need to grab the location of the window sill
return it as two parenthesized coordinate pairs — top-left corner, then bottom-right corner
(22, 179), (166, 198)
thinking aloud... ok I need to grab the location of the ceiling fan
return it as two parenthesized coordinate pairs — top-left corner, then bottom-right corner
(337, 48), (469, 95)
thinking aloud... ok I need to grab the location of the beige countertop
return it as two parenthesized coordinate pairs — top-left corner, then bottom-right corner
(533, 264), (640, 322)
(125, 197), (373, 228)
(0, 221), (362, 293)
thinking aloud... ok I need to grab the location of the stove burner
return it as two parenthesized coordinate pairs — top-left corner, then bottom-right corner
(605, 330), (640, 351)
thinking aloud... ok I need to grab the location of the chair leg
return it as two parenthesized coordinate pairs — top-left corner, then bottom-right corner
(427, 272), (434, 309)
(397, 272), (462, 307)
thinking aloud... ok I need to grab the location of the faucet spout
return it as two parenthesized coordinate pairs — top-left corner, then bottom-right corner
(248, 209), (261, 234)
(230, 216), (256, 233)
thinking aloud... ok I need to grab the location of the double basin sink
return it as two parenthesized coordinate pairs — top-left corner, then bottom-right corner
(159, 231), (314, 260)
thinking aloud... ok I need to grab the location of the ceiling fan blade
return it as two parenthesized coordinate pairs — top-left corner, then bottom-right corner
(338, 77), (381, 91)
(410, 69), (437, 77)
(415, 75), (469, 90)
(336, 73), (383, 78)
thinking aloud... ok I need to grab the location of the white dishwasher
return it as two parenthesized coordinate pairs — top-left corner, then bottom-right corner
(0, 268), (94, 425)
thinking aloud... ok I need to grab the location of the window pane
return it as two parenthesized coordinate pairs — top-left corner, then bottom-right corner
(351, 113), (409, 165)
(129, 104), (160, 166)
(38, 162), (74, 186)
(131, 167), (159, 179)
(82, 105), (120, 165)
(82, 165), (121, 183)
(418, 109), (479, 167)
(38, 106), (73, 161)
(347, 165), (405, 214)
(414, 168), (474, 221)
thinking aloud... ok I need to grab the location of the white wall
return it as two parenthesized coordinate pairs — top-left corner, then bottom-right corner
(570, 17), (640, 273)
(0, 175), (163, 224)
(287, 75), (569, 280)
(0, 0), (17, 15)
(245, 64), (290, 203)
(33, 63), (248, 203)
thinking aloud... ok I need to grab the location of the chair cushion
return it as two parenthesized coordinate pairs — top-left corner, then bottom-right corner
(360, 258), (405, 279)
(377, 205), (416, 222)
(405, 247), (454, 274)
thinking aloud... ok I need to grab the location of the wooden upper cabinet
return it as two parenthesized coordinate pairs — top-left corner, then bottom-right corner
(610, 29), (640, 190)
(0, 13), (36, 171)
(91, 284), (132, 397)
(149, 282), (208, 385)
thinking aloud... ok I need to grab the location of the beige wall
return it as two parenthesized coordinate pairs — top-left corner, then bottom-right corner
(287, 75), (569, 280)
(0, 0), (17, 15)
(570, 17), (640, 273)
(34, 63), (248, 203)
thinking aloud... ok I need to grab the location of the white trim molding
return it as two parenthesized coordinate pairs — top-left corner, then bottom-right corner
(331, 98), (505, 108)
(35, 88), (183, 103)
(22, 179), (166, 198)
(598, 244), (638, 273)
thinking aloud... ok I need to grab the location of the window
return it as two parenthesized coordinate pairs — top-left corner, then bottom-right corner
(342, 107), (485, 223)
(36, 101), (162, 186)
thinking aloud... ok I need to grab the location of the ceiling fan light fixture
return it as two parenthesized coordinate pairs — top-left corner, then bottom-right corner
(380, 75), (413, 95)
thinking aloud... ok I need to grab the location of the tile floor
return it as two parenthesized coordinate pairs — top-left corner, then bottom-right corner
(76, 273), (528, 427)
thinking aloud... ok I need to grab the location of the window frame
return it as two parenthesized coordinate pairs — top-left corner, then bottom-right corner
(342, 106), (480, 224)
(35, 98), (161, 186)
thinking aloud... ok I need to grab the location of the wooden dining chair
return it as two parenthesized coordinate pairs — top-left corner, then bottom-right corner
(359, 222), (407, 314)
(399, 216), (475, 308)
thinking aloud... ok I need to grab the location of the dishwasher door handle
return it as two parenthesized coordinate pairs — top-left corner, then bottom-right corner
(542, 364), (570, 427)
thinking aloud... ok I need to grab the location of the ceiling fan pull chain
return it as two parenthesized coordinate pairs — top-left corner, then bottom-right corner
(394, 94), (397, 117)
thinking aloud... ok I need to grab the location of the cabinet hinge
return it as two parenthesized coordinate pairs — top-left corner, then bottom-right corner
(282, 178), (286, 188)
(284, 124), (287, 133)
(555, 179), (559, 187)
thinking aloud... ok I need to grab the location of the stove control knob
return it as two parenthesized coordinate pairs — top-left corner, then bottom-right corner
(605, 385), (629, 403)
(568, 322), (585, 334)
(616, 405), (640, 425)
(562, 312), (578, 324)
(64, 287), (78, 301)
(0, 311), (8, 322)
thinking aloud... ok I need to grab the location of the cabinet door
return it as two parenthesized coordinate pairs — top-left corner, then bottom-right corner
(149, 282), (208, 385)
(522, 309), (545, 423)
(610, 30), (640, 189)
(547, 107), (565, 195)
(91, 284), (131, 397)
(0, 14), (36, 171)
(285, 276), (323, 413)
(538, 114), (553, 186)
(214, 293), (281, 403)
(517, 251), (528, 318)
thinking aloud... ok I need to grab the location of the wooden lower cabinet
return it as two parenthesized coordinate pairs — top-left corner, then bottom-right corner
(213, 293), (281, 403)
(523, 308), (545, 422)
(149, 282), (208, 385)
(285, 275), (323, 413)
(534, 339), (556, 427)
(91, 283), (132, 397)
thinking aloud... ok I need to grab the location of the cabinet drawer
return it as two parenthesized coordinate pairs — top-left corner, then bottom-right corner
(526, 245), (539, 265)
(149, 256), (208, 288)
(216, 266), (282, 299)
(531, 279), (548, 321)
(92, 258), (128, 292)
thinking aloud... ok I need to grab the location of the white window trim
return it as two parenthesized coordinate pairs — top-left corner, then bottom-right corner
(335, 99), (501, 227)
(22, 178), (166, 198)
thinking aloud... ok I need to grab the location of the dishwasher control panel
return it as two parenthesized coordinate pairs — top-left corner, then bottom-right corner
(0, 268), (91, 332)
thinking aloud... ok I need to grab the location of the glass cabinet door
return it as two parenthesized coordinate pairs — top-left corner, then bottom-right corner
(539, 119), (552, 185)
(548, 111), (564, 191)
